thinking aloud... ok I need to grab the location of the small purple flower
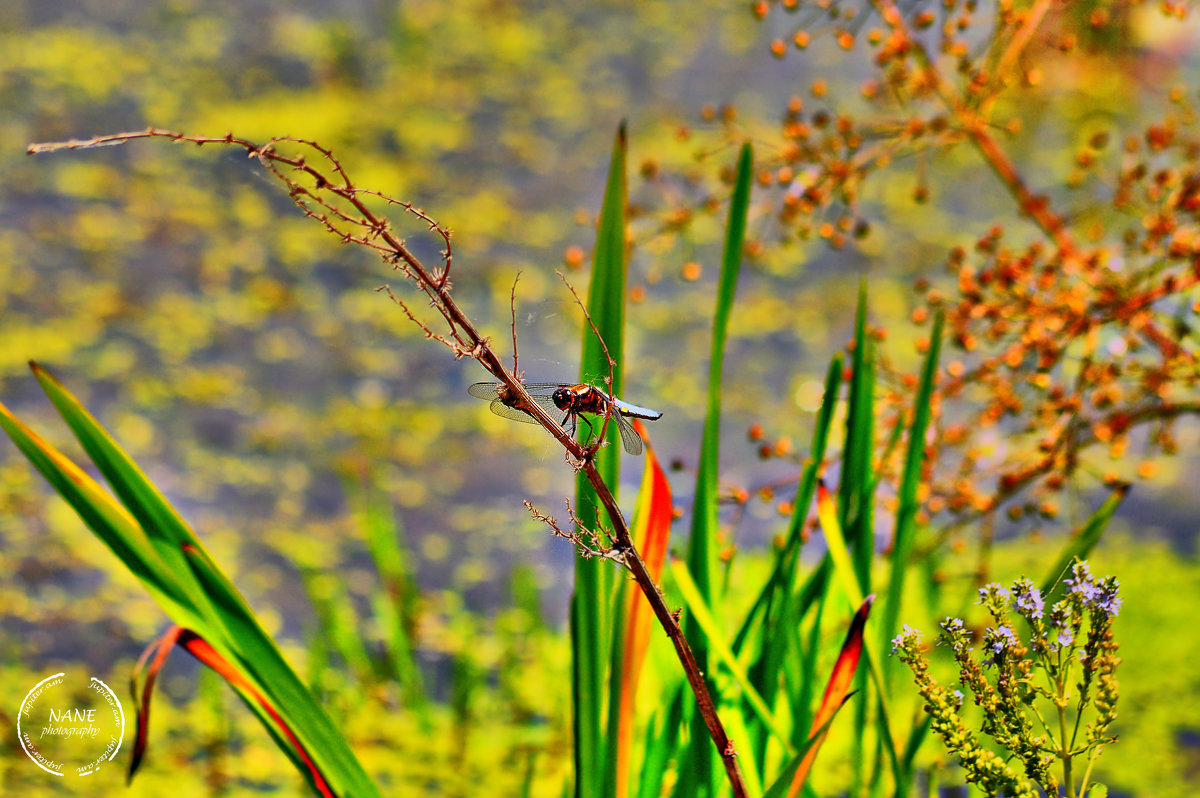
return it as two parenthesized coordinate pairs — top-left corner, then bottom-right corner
(1013, 578), (1044, 620)
(891, 624), (920, 655)
(952, 689), (964, 708)
(1094, 577), (1122, 618)
(993, 625), (1016, 652)
(938, 616), (966, 647)
(1049, 603), (1075, 650)
(978, 584), (1011, 604)
(1065, 561), (1099, 602)
(982, 625), (1016, 666)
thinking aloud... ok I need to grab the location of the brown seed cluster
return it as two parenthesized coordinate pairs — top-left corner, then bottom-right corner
(726, 2), (1200, 531)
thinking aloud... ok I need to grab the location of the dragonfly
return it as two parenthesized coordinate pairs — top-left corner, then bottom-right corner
(468, 382), (663, 456)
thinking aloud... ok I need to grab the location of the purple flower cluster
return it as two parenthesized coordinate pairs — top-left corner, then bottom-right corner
(1064, 560), (1122, 619)
(1012, 578), (1044, 620)
(983, 624), (1017, 667)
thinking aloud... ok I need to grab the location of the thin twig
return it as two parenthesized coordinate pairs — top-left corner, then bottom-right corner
(556, 270), (617, 457)
(524, 499), (624, 565)
(509, 271), (522, 379)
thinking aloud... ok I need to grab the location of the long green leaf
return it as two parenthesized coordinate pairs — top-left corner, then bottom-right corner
(760, 701), (849, 798)
(814, 484), (902, 785)
(841, 283), (876, 585)
(353, 473), (427, 713)
(739, 352), (843, 774)
(0, 399), (202, 627)
(29, 363), (234, 622)
(679, 140), (752, 797)
(841, 286), (877, 798)
(880, 311), (944, 657)
(573, 122), (628, 798)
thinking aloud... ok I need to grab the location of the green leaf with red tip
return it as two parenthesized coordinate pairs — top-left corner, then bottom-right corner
(607, 420), (672, 798)
(782, 596), (874, 798)
(128, 626), (184, 783)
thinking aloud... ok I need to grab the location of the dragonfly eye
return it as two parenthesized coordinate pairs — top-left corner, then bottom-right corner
(552, 387), (573, 410)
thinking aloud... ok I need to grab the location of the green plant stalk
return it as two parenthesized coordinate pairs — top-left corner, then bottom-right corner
(843, 285), (876, 795)
(1059, 699), (1073, 796)
(573, 122), (629, 798)
(680, 140), (753, 797)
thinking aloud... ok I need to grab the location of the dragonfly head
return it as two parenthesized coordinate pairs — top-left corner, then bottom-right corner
(551, 387), (574, 411)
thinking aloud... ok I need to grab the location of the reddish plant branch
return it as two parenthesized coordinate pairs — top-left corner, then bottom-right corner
(29, 128), (748, 797)
(873, 0), (1077, 258)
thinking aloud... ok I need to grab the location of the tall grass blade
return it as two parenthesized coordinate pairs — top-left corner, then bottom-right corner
(871, 311), (943, 794)
(668, 558), (793, 750)
(572, 121), (629, 798)
(760, 700), (850, 798)
(815, 483), (902, 785)
(840, 285), (876, 790)
(680, 140), (753, 797)
(880, 311), (944, 661)
(299, 567), (376, 684)
(0, 398), (201, 627)
(842, 283), (876, 586)
(636, 686), (685, 798)
(352, 473), (427, 712)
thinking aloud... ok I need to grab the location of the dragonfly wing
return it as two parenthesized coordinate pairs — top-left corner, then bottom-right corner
(614, 412), (643, 456)
(487, 398), (538, 424)
(468, 382), (501, 399)
(470, 381), (565, 399)
(486, 395), (563, 425)
(519, 383), (570, 396)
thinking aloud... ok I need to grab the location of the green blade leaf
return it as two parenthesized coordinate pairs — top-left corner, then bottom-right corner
(681, 141), (752, 794)
(573, 121), (629, 798)
(880, 311), (944, 655)
(0, 397), (201, 627)
(29, 363), (235, 618)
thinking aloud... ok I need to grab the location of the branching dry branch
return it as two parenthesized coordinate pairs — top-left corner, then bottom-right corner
(524, 499), (625, 565)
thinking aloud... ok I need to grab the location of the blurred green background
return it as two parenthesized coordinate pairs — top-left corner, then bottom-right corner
(2, 1), (1200, 795)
